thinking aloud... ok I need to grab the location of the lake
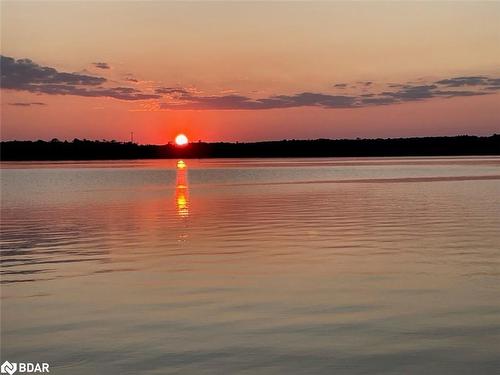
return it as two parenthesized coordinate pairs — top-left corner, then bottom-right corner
(1, 157), (500, 374)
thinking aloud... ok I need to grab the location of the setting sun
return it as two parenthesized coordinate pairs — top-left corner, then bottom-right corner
(175, 134), (189, 146)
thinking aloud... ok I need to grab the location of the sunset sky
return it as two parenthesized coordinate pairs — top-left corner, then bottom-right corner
(1, 1), (499, 144)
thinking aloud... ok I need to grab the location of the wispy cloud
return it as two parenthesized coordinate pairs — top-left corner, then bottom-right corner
(93, 62), (110, 70)
(8, 102), (47, 107)
(435, 76), (494, 87)
(155, 87), (191, 95)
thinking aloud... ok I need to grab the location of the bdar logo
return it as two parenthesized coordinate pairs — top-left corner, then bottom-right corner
(1, 361), (17, 375)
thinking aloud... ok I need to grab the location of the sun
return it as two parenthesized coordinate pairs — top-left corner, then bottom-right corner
(175, 134), (189, 146)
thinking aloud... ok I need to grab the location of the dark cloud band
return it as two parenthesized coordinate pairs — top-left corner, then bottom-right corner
(8, 102), (47, 107)
(1, 55), (160, 101)
(159, 78), (498, 110)
(1, 55), (498, 108)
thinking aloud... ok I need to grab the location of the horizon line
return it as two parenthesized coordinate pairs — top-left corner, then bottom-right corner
(1, 133), (499, 146)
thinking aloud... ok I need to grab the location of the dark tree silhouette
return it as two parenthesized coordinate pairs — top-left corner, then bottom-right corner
(1, 135), (499, 161)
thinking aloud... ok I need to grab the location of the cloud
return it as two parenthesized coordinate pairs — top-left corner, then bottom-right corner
(487, 78), (500, 85)
(8, 102), (47, 107)
(1, 56), (106, 89)
(433, 76), (500, 92)
(2, 55), (499, 108)
(378, 83), (491, 102)
(435, 76), (488, 87)
(48, 86), (161, 100)
(160, 92), (359, 110)
(93, 62), (110, 69)
(433, 90), (489, 97)
(155, 87), (191, 95)
(380, 85), (438, 100)
(157, 76), (499, 110)
(1, 55), (160, 101)
(361, 97), (397, 105)
(387, 83), (405, 88)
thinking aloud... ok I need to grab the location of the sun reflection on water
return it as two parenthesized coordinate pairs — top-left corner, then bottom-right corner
(175, 160), (189, 217)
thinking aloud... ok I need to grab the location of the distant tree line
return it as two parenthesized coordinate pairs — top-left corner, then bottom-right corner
(1, 135), (499, 160)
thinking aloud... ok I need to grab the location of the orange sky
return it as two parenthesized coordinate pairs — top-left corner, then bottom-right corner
(1, 2), (499, 143)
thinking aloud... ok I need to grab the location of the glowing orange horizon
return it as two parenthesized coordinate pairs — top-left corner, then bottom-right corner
(2, 3), (499, 142)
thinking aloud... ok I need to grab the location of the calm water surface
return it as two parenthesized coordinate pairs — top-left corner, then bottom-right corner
(1, 157), (500, 374)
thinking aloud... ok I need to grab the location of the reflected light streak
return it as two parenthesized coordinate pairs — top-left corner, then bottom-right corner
(175, 160), (189, 217)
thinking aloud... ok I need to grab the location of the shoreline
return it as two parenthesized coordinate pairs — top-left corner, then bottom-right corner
(1, 135), (499, 161)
